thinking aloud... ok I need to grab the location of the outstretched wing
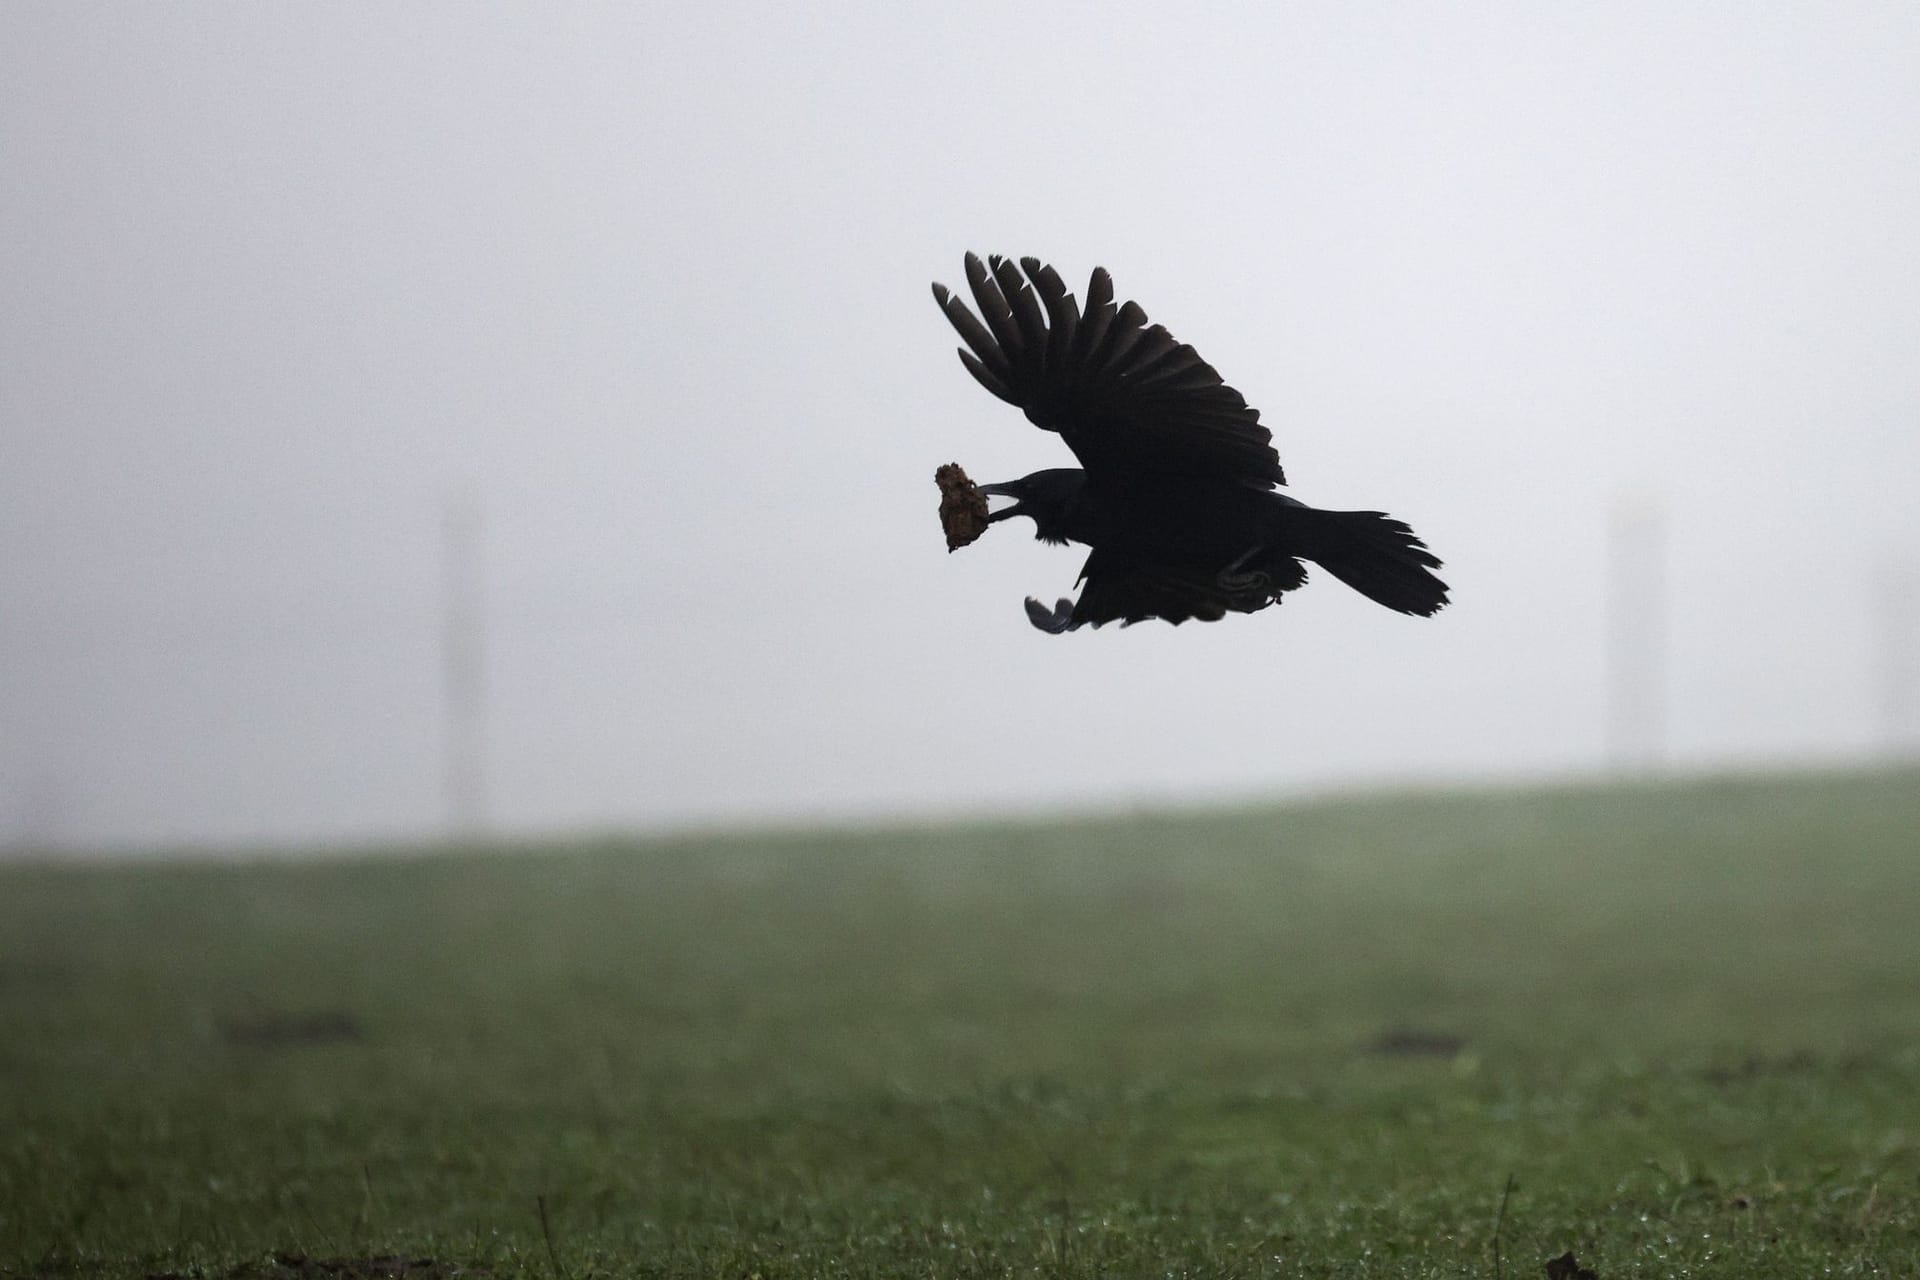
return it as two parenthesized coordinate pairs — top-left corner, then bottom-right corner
(932, 254), (1285, 488)
(1025, 548), (1294, 632)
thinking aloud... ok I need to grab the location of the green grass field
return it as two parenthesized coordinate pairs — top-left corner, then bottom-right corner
(4, 767), (1918, 1278)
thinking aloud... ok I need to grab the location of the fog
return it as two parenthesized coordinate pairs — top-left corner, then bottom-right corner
(4, 3), (1918, 851)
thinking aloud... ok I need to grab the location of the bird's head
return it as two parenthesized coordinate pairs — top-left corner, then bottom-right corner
(978, 468), (1084, 545)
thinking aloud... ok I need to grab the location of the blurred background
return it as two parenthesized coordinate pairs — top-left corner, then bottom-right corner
(3, 1), (1917, 854)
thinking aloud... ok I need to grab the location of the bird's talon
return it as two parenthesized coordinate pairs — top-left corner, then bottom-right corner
(1023, 596), (1075, 633)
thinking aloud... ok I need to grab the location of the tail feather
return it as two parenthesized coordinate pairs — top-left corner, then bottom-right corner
(1291, 508), (1449, 616)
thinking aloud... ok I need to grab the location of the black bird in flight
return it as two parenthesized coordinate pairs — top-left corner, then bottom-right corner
(933, 254), (1449, 632)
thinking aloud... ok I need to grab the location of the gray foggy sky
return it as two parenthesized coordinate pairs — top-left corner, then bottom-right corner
(4, 3), (1918, 850)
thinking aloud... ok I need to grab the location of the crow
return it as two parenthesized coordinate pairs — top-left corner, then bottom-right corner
(933, 254), (1449, 632)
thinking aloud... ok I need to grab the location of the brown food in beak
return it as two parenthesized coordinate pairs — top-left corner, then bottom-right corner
(935, 462), (991, 551)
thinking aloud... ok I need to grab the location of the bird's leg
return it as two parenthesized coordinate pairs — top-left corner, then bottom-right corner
(1221, 545), (1263, 575)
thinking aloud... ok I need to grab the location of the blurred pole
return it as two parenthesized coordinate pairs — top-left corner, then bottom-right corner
(1606, 493), (1666, 773)
(15, 764), (71, 856)
(443, 490), (488, 837)
(1876, 552), (1919, 759)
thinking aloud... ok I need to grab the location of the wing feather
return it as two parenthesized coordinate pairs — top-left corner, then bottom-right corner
(957, 349), (1019, 404)
(1022, 258), (1079, 372)
(990, 255), (1049, 369)
(931, 283), (1009, 378)
(963, 253), (1025, 365)
(1114, 325), (1180, 377)
(933, 254), (1286, 487)
(1089, 302), (1151, 377)
(1128, 344), (1208, 389)
(1067, 269), (1116, 368)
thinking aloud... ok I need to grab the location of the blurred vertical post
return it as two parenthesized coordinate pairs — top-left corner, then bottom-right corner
(443, 490), (488, 837)
(1876, 553), (1919, 759)
(15, 764), (71, 856)
(1606, 493), (1666, 773)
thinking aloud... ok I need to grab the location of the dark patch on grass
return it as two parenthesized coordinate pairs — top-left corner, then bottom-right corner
(1697, 1049), (1876, 1086)
(1367, 1027), (1467, 1058)
(219, 1010), (363, 1049)
(1543, 1249), (1599, 1280)
(1702, 1048), (1816, 1084)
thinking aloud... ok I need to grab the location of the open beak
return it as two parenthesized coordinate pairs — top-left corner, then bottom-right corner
(977, 480), (1024, 523)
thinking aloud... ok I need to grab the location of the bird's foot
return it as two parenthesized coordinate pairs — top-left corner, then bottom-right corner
(1217, 545), (1275, 598)
(1023, 597), (1076, 633)
(1218, 568), (1274, 596)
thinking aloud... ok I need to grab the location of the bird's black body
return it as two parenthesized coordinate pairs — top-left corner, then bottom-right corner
(934, 254), (1448, 631)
